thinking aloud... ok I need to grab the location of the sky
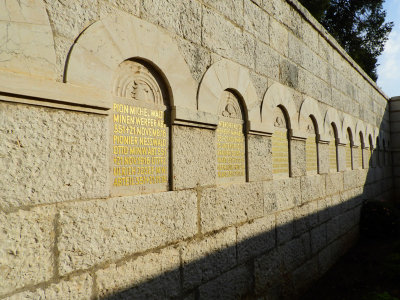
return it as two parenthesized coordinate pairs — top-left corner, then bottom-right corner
(376, 0), (400, 97)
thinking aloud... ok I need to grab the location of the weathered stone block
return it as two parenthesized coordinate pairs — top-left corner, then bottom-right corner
(269, 17), (288, 57)
(202, 0), (244, 26)
(237, 215), (276, 263)
(181, 227), (236, 290)
(325, 173), (344, 196)
(58, 190), (197, 275)
(198, 264), (253, 299)
(202, 7), (255, 69)
(292, 257), (319, 294)
(6, 273), (93, 300)
(172, 126), (216, 189)
(280, 58), (299, 89)
(255, 41), (280, 80)
(244, 0), (270, 44)
(279, 232), (311, 272)
(343, 170), (358, 190)
(300, 174), (326, 203)
(0, 206), (55, 296)
(248, 134), (272, 182)
(0, 103), (107, 210)
(317, 142), (330, 174)
(254, 249), (283, 295)
(311, 223), (327, 254)
(264, 177), (301, 213)
(96, 246), (180, 299)
(294, 202), (318, 236)
(276, 209), (294, 245)
(141, 0), (202, 44)
(200, 182), (263, 233)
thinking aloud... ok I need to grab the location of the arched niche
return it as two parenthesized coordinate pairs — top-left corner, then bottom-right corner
(298, 97), (323, 137)
(345, 127), (354, 170)
(365, 125), (375, 148)
(271, 106), (291, 178)
(198, 59), (260, 128)
(110, 59), (171, 196)
(261, 83), (299, 135)
(65, 11), (197, 112)
(354, 120), (366, 147)
(0, 0), (56, 79)
(354, 120), (366, 169)
(216, 90), (247, 183)
(342, 114), (355, 143)
(322, 107), (343, 143)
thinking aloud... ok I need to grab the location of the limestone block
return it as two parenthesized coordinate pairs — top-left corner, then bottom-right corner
(318, 197), (331, 223)
(301, 20), (318, 54)
(198, 264), (253, 299)
(288, 32), (304, 66)
(269, 18), (288, 57)
(326, 216), (341, 243)
(264, 177), (301, 213)
(176, 38), (211, 84)
(280, 58), (299, 89)
(279, 232), (311, 272)
(0, 103), (107, 210)
(248, 134), (272, 182)
(311, 223), (327, 254)
(325, 172), (344, 196)
(254, 249), (283, 295)
(202, 0), (244, 27)
(276, 209), (294, 245)
(172, 126), (216, 189)
(343, 170), (358, 190)
(318, 245), (334, 275)
(255, 41), (280, 81)
(6, 273), (92, 300)
(292, 257), (319, 294)
(0, 206), (55, 296)
(0, 21), (56, 79)
(181, 227), (236, 290)
(202, 8), (255, 69)
(141, 0), (201, 44)
(58, 190), (197, 275)
(318, 143), (330, 174)
(44, 0), (100, 40)
(318, 35), (334, 65)
(237, 215), (276, 263)
(300, 174), (325, 203)
(96, 246), (180, 299)
(99, 0), (140, 17)
(244, 1), (270, 44)
(200, 182), (263, 233)
(294, 202), (318, 236)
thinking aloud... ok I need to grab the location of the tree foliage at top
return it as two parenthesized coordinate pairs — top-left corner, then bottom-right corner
(299, 0), (393, 81)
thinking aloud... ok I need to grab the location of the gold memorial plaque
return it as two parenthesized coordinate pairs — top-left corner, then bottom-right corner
(110, 61), (169, 196)
(216, 91), (246, 183)
(272, 108), (289, 177)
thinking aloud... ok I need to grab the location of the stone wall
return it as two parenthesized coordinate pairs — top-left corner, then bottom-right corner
(0, 0), (393, 299)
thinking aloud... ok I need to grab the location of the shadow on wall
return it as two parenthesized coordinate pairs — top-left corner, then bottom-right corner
(99, 152), (392, 299)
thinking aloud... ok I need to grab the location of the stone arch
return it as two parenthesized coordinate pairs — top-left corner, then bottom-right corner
(198, 59), (259, 125)
(261, 83), (299, 135)
(65, 11), (197, 110)
(354, 120), (366, 147)
(322, 107), (343, 142)
(342, 114), (355, 145)
(298, 96), (323, 137)
(0, 0), (56, 79)
(365, 125), (375, 148)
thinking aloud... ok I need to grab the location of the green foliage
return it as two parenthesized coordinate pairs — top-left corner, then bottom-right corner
(298, 0), (393, 81)
(364, 291), (399, 300)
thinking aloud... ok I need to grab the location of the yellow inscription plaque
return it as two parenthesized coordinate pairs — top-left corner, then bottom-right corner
(345, 145), (352, 170)
(329, 141), (337, 172)
(110, 60), (169, 196)
(306, 136), (318, 173)
(216, 121), (245, 179)
(112, 103), (168, 190)
(272, 130), (289, 176)
(216, 90), (246, 183)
